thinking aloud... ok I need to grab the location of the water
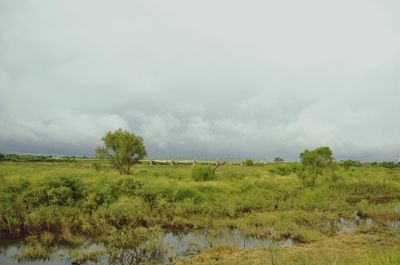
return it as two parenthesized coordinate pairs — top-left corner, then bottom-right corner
(0, 246), (69, 265)
(336, 217), (357, 233)
(336, 216), (400, 233)
(389, 220), (400, 229)
(0, 230), (295, 265)
(4, 219), (396, 265)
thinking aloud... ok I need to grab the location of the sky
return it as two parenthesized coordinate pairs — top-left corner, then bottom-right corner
(0, 0), (400, 161)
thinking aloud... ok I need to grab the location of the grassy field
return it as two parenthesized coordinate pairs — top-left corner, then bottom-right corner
(0, 160), (399, 264)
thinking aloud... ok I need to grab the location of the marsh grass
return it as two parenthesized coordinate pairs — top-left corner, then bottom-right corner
(0, 161), (399, 263)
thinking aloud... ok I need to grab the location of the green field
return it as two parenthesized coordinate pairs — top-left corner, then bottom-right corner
(0, 160), (400, 264)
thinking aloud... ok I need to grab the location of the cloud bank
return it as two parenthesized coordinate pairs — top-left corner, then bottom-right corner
(1, 0), (400, 161)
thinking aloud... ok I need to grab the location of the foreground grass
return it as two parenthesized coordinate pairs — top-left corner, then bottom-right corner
(0, 161), (399, 264)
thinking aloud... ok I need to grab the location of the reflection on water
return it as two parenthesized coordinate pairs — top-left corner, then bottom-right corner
(0, 246), (68, 265)
(389, 220), (400, 229)
(2, 219), (397, 265)
(0, 230), (295, 265)
(337, 215), (400, 233)
(162, 230), (294, 263)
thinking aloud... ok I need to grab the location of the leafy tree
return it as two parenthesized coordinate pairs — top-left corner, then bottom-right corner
(274, 157), (284, 162)
(299, 146), (334, 186)
(0, 153), (5, 161)
(96, 129), (147, 175)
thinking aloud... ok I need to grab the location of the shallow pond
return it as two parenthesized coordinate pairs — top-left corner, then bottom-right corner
(336, 215), (400, 233)
(0, 230), (295, 265)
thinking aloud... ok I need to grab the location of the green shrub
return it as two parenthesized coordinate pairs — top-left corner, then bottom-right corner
(84, 184), (114, 210)
(191, 165), (215, 181)
(142, 192), (157, 207)
(174, 188), (197, 202)
(106, 226), (161, 249)
(269, 164), (300, 176)
(47, 176), (83, 202)
(40, 231), (55, 246)
(382, 161), (398, 169)
(118, 177), (143, 195)
(244, 159), (254, 166)
(340, 160), (361, 170)
(24, 206), (62, 234)
(47, 186), (74, 206)
(22, 186), (49, 208)
(18, 243), (53, 260)
(107, 197), (150, 226)
(21, 176), (84, 207)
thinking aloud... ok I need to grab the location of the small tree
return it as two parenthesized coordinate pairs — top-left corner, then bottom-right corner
(95, 129), (147, 175)
(0, 153), (5, 161)
(93, 147), (109, 171)
(274, 157), (284, 162)
(299, 146), (334, 186)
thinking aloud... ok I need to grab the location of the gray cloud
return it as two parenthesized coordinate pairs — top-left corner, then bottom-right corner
(1, 0), (400, 161)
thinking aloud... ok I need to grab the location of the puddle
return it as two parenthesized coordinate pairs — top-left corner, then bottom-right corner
(389, 220), (400, 229)
(0, 246), (69, 265)
(337, 215), (400, 234)
(0, 230), (295, 265)
(336, 217), (357, 233)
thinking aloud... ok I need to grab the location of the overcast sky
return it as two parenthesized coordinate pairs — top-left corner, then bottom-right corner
(1, 0), (400, 161)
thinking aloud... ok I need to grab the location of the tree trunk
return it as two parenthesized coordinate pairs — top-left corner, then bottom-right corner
(212, 161), (225, 174)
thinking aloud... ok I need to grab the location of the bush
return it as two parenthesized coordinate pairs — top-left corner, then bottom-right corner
(244, 159), (254, 166)
(192, 165), (215, 181)
(269, 164), (299, 176)
(47, 187), (75, 206)
(22, 187), (49, 208)
(118, 178), (143, 195)
(107, 226), (149, 249)
(20, 176), (84, 207)
(84, 184), (114, 210)
(40, 231), (55, 246)
(382, 161), (398, 169)
(174, 188), (197, 202)
(107, 197), (150, 226)
(47, 176), (83, 202)
(340, 160), (361, 170)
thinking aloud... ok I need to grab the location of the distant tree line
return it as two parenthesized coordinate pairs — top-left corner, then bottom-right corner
(0, 154), (91, 162)
(2, 129), (400, 179)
